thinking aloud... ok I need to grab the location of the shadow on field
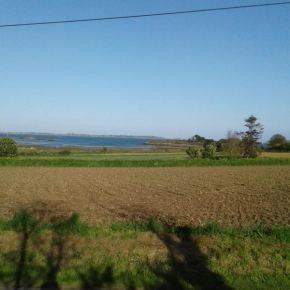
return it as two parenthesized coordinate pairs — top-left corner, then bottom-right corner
(144, 226), (234, 290)
(40, 230), (64, 290)
(113, 203), (234, 290)
(77, 265), (114, 289)
(0, 208), (116, 290)
(13, 210), (38, 289)
(0, 207), (234, 290)
(0, 210), (41, 288)
(0, 208), (76, 290)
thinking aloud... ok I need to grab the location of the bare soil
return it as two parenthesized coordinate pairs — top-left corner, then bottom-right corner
(0, 166), (289, 226)
(261, 152), (290, 158)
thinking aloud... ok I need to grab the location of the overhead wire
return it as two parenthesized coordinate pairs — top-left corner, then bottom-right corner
(0, 1), (290, 29)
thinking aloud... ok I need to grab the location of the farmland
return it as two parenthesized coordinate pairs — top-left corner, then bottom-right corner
(0, 166), (289, 226)
(1, 154), (290, 289)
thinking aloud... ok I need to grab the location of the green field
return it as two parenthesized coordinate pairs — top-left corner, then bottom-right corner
(0, 146), (281, 167)
(0, 211), (289, 290)
(1, 154), (290, 167)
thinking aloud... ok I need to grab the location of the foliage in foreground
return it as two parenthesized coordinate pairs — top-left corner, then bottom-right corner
(0, 211), (289, 290)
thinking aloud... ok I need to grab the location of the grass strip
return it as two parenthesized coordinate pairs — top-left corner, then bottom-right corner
(0, 157), (290, 167)
(0, 211), (289, 290)
(1, 211), (290, 242)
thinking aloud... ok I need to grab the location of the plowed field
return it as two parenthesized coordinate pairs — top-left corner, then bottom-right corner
(1, 166), (289, 226)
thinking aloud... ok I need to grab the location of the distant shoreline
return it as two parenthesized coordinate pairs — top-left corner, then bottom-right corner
(0, 132), (164, 140)
(20, 136), (56, 142)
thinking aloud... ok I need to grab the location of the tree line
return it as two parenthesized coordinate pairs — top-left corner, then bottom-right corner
(187, 115), (289, 159)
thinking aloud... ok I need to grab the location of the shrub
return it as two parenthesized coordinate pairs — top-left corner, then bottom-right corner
(203, 139), (216, 149)
(58, 149), (71, 155)
(0, 138), (19, 157)
(280, 142), (290, 152)
(29, 147), (38, 155)
(268, 142), (290, 152)
(101, 147), (108, 153)
(255, 145), (263, 155)
(268, 134), (286, 147)
(216, 139), (227, 152)
(202, 145), (216, 159)
(20, 147), (38, 156)
(186, 146), (201, 158)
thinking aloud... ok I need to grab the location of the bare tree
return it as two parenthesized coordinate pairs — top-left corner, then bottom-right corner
(224, 130), (241, 158)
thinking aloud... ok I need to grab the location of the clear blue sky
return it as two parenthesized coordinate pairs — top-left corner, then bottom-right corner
(0, 0), (289, 141)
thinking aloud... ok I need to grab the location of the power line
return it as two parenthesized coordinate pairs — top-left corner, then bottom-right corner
(1, 1), (290, 29)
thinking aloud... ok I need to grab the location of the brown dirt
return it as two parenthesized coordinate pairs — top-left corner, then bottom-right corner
(0, 166), (289, 226)
(261, 152), (290, 158)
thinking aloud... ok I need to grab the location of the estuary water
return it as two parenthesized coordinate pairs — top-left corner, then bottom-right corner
(0, 134), (160, 148)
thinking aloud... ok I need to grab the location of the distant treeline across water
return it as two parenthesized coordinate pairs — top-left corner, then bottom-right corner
(0, 134), (160, 148)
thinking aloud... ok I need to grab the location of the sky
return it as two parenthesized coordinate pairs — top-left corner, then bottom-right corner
(0, 0), (289, 141)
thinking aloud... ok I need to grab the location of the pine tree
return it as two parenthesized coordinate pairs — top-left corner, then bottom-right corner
(240, 115), (264, 158)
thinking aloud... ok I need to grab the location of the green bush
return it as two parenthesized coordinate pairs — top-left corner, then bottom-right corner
(101, 147), (108, 153)
(186, 146), (201, 158)
(28, 147), (38, 155)
(203, 139), (216, 149)
(268, 134), (286, 147)
(202, 145), (216, 159)
(58, 149), (71, 155)
(0, 138), (19, 157)
(268, 142), (290, 152)
(281, 142), (290, 152)
(20, 147), (38, 156)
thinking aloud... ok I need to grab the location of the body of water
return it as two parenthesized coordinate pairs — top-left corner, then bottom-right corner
(0, 134), (160, 148)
